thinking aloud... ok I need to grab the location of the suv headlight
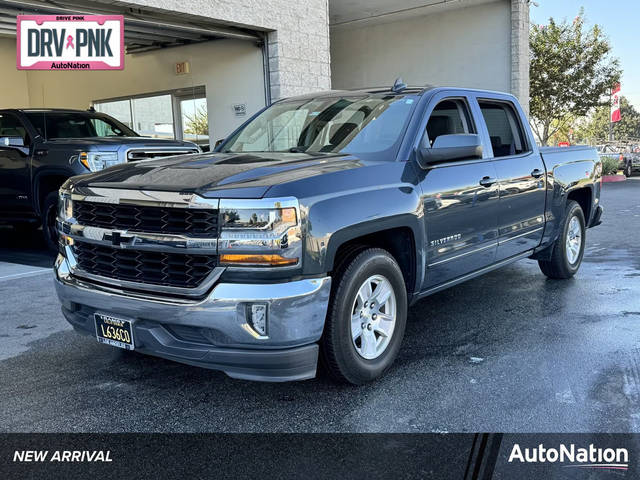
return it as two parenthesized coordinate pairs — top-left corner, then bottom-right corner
(79, 151), (123, 172)
(218, 198), (301, 267)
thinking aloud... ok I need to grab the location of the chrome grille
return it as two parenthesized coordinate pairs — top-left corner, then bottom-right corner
(73, 201), (219, 236)
(127, 149), (198, 161)
(73, 241), (217, 289)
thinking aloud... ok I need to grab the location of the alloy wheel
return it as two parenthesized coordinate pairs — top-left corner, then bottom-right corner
(350, 274), (397, 360)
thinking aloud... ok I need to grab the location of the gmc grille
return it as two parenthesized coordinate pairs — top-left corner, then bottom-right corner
(73, 241), (217, 289)
(127, 149), (198, 161)
(74, 201), (219, 236)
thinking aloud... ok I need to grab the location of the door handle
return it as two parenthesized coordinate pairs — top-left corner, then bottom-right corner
(34, 149), (48, 157)
(531, 168), (544, 178)
(479, 176), (497, 187)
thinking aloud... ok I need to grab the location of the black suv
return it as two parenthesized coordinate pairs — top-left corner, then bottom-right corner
(0, 108), (199, 250)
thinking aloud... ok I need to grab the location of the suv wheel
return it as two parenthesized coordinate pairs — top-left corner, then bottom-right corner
(321, 248), (407, 384)
(625, 164), (632, 177)
(538, 200), (586, 279)
(42, 191), (59, 253)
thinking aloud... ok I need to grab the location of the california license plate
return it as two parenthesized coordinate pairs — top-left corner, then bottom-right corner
(95, 313), (134, 350)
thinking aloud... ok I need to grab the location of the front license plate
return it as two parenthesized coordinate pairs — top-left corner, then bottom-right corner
(95, 314), (134, 350)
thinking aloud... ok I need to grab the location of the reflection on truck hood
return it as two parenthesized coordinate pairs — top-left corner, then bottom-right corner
(69, 151), (364, 198)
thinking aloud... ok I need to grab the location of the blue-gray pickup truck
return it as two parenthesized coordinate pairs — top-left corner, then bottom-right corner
(0, 108), (199, 250)
(54, 84), (603, 384)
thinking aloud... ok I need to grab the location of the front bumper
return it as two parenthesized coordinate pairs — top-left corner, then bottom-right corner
(54, 253), (331, 382)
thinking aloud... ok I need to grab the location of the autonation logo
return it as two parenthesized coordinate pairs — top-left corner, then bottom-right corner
(509, 443), (629, 471)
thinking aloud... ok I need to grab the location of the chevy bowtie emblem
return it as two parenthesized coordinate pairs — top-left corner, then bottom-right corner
(104, 232), (132, 247)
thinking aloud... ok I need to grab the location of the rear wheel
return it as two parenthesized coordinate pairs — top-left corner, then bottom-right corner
(625, 163), (632, 177)
(538, 200), (585, 279)
(321, 248), (407, 384)
(42, 191), (59, 253)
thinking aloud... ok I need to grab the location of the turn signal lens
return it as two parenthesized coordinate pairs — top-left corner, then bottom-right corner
(220, 254), (298, 266)
(79, 152), (90, 170)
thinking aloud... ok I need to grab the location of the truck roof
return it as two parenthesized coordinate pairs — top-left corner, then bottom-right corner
(280, 85), (519, 102)
(1, 108), (95, 114)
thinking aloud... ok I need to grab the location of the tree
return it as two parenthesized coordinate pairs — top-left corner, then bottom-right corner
(529, 11), (621, 145)
(575, 96), (640, 143)
(184, 105), (208, 136)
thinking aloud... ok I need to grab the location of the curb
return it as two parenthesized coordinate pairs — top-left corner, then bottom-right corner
(602, 175), (626, 183)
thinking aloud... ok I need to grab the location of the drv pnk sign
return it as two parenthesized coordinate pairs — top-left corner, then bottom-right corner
(17, 15), (124, 70)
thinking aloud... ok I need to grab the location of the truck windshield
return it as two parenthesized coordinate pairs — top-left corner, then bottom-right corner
(24, 112), (137, 140)
(222, 94), (418, 159)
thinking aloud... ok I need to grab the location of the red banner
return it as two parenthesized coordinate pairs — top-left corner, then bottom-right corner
(611, 83), (621, 123)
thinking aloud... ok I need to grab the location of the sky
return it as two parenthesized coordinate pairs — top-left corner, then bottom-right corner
(530, 0), (640, 110)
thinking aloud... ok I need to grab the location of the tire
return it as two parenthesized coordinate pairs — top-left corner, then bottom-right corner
(41, 191), (59, 253)
(625, 164), (632, 177)
(321, 248), (408, 384)
(538, 200), (586, 279)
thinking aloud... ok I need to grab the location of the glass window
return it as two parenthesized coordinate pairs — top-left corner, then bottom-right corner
(180, 97), (209, 149)
(425, 99), (473, 146)
(478, 101), (528, 157)
(23, 112), (136, 139)
(222, 95), (417, 160)
(93, 87), (208, 144)
(94, 99), (132, 129)
(0, 113), (28, 144)
(132, 95), (174, 139)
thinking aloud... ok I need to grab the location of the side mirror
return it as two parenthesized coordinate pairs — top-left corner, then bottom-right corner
(416, 133), (482, 169)
(0, 136), (25, 148)
(214, 138), (225, 149)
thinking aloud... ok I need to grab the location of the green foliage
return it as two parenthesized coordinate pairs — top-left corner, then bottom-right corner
(184, 105), (208, 136)
(574, 97), (640, 143)
(601, 156), (620, 175)
(529, 11), (621, 145)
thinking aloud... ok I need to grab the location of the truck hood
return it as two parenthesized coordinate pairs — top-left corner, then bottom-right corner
(69, 151), (365, 198)
(46, 137), (197, 149)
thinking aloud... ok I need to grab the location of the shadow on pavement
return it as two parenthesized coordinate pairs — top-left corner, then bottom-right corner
(0, 226), (55, 268)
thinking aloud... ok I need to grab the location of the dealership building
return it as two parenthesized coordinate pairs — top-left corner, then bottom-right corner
(0, 0), (530, 148)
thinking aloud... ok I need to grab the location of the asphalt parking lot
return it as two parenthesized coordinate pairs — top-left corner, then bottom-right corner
(1, 179), (639, 433)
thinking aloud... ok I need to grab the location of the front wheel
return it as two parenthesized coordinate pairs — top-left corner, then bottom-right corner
(321, 248), (408, 384)
(538, 200), (586, 279)
(625, 164), (632, 177)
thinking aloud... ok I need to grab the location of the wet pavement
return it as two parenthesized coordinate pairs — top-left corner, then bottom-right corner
(0, 179), (639, 432)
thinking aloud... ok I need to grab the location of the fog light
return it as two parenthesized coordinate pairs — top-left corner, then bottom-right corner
(248, 303), (268, 336)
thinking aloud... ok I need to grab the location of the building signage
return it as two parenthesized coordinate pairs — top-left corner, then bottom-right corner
(175, 61), (190, 75)
(233, 104), (247, 117)
(610, 83), (622, 123)
(17, 15), (124, 70)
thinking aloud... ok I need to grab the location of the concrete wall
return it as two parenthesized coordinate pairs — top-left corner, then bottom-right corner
(11, 39), (265, 140)
(0, 38), (31, 108)
(330, 1), (511, 94)
(106, 0), (332, 99)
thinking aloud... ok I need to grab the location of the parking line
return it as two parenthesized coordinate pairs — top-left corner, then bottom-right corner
(0, 269), (51, 281)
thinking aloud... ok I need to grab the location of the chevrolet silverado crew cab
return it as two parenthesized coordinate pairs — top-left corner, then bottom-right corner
(54, 84), (603, 384)
(0, 108), (199, 251)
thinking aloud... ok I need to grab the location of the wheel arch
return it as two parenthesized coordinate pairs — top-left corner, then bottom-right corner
(33, 170), (71, 216)
(325, 217), (423, 300)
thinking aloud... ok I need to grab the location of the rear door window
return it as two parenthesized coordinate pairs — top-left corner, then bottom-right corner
(478, 100), (528, 157)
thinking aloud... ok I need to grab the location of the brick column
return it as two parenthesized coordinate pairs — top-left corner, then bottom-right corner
(267, 0), (332, 100)
(511, 0), (530, 114)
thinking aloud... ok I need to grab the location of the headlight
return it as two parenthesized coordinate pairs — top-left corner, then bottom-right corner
(218, 198), (301, 267)
(57, 192), (73, 222)
(79, 151), (123, 172)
